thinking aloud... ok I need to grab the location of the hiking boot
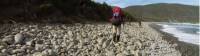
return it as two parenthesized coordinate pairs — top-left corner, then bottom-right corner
(113, 33), (117, 42)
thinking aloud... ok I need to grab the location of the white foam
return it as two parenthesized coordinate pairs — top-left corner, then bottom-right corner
(197, 31), (200, 34)
(158, 23), (200, 45)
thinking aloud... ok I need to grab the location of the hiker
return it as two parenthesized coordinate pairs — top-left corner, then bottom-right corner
(138, 18), (142, 27)
(109, 6), (124, 42)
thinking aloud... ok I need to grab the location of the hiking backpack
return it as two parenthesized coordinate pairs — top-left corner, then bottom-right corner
(110, 6), (122, 24)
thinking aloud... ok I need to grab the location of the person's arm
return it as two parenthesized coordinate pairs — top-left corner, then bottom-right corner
(121, 11), (125, 24)
(120, 11), (125, 29)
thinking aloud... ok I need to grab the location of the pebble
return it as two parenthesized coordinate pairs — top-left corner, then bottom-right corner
(14, 33), (25, 44)
(47, 49), (55, 55)
(116, 53), (123, 56)
(102, 39), (111, 48)
(106, 50), (115, 56)
(35, 44), (44, 51)
(2, 36), (14, 45)
(17, 52), (25, 56)
(1, 49), (7, 53)
(68, 31), (73, 37)
(0, 46), (4, 50)
(12, 49), (25, 54)
(32, 52), (44, 56)
(26, 40), (34, 46)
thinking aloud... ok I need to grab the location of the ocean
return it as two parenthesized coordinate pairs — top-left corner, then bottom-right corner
(157, 23), (200, 45)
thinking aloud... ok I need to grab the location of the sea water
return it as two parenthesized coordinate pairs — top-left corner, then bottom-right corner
(157, 23), (200, 45)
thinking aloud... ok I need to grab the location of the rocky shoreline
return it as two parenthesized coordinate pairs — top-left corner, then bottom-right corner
(0, 22), (181, 56)
(149, 22), (199, 56)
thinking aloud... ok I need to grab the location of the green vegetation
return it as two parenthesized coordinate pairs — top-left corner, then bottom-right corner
(0, 0), (133, 24)
(124, 3), (199, 23)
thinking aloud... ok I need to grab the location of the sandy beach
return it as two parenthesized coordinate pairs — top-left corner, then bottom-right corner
(0, 22), (182, 56)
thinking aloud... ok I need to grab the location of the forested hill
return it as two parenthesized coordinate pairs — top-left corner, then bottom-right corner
(124, 3), (199, 23)
(0, 0), (133, 24)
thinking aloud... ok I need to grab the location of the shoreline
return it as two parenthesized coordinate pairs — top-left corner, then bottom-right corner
(149, 22), (199, 56)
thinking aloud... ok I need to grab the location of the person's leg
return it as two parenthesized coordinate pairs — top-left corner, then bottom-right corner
(139, 21), (142, 27)
(112, 25), (117, 42)
(116, 25), (121, 42)
(112, 25), (117, 34)
(116, 25), (121, 35)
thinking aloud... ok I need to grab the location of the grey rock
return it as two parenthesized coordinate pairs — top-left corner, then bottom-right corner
(74, 50), (80, 56)
(135, 41), (142, 49)
(12, 49), (25, 54)
(32, 52), (44, 56)
(97, 38), (106, 45)
(26, 40), (34, 46)
(77, 43), (83, 49)
(21, 45), (27, 51)
(31, 29), (36, 32)
(35, 44), (44, 51)
(92, 35), (98, 40)
(42, 49), (48, 55)
(23, 29), (28, 31)
(42, 49), (55, 56)
(1, 49), (7, 53)
(36, 40), (43, 44)
(2, 35), (14, 45)
(0, 46), (4, 50)
(123, 50), (131, 56)
(14, 33), (25, 44)
(98, 33), (103, 37)
(116, 53), (123, 56)
(61, 42), (67, 47)
(133, 50), (139, 56)
(128, 45), (135, 50)
(54, 45), (61, 52)
(0, 53), (5, 56)
(67, 42), (74, 50)
(47, 49), (55, 56)
(102, 39), (111, 48)
(51, 40), (58, 45)
(150, 43), (156, 50)
(106, 50), (115, 56)
(68, 31), (73, 37)
(15, 44), (22, 49)
(17, 52), (25, 56)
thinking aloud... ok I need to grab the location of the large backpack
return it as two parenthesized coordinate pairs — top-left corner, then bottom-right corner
(110, 6), (122, 25)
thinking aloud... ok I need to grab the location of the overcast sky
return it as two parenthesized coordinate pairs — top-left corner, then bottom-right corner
(93, 0), (199, 8)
